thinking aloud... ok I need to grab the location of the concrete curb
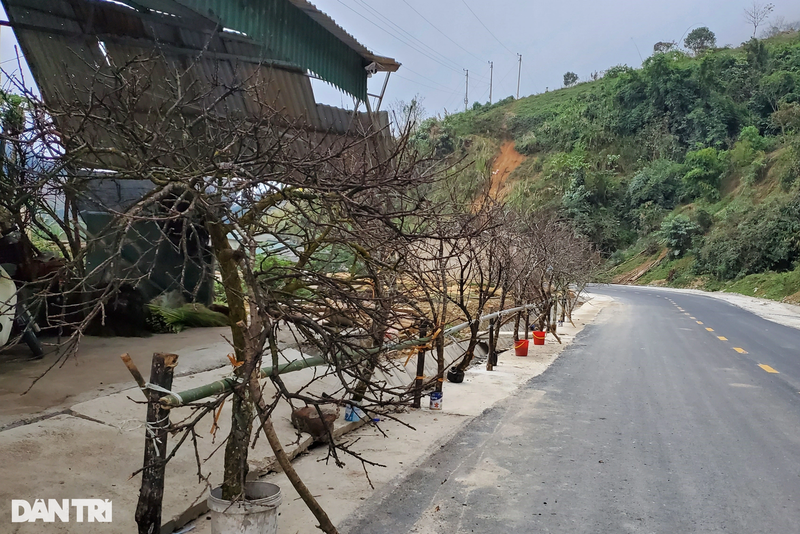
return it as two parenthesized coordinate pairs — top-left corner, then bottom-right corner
(162, 325), (518, 533)
(163, 309), (547, 532)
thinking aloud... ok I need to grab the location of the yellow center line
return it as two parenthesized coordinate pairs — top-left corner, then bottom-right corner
(696, 321), (704, 325)
(706, 327), (714, 332)
(690, 316), (697, 320)
(733, 347), (748, 354)
(717, 336), (728, 341)
(758, 364), (779, 374)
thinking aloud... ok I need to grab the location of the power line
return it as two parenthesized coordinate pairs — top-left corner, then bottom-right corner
(497, 63), (517, 85)
(494, 62), (518, 99)
(442, 90), (462, 113)
(459, 0), (515, 55)
(331, 0), (492, 110)
(393, 73), (460, 94)
(401, 65), (465, 92)
(400, 0), (485, 64)
(332, 0), (463, 75)
(346, 0), (494, 86)
(353, 0), (488, 88)
(352, 0), (460, 69)
(478, 82), (491, 103)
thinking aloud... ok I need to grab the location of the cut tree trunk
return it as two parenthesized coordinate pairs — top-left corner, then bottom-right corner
(135, 352), (179, 534)
(248, 378), (338, 534)
(412, 323), (428, 408)
(207, 220), (253, 501)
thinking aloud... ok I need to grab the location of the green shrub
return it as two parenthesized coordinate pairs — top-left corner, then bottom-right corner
(695, 192), (800, 279)
(693, 208), (714, 232)
(778, 137), (800, 190)
(659, 214), (701, 257)
(632, 202), (667, 236)
(515, 133), (540, 155)
(742, 155), (768, 186)
(739, 125), (768, 151)
(608, 249), (626, 266)
(643, 236), (661, 255)
(780, 166), (798, 189)
(213, 280), (228, 305)
(627, 159), (685, 209)
(683, 147), (727, 201)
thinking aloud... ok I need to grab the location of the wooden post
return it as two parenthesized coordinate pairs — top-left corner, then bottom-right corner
(412, 323), (428, 408)
(486, 318), (496, 371)
(524, 310), (531, 340)
(135, 353), (179, 534)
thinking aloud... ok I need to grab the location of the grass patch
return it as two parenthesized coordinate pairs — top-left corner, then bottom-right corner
(637, 255), (695, 286)
(718, 266), (800, 301)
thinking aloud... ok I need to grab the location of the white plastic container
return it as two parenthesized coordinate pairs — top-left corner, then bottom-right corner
(429, 391), (443, 410)
(207, 481), (282, 534)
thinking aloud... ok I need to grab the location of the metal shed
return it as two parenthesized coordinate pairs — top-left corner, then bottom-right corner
(2, 0), (399, 305)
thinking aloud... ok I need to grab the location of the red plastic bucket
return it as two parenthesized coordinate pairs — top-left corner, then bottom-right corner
(514, 340), (529, 356)
(532, 331), (546, 346)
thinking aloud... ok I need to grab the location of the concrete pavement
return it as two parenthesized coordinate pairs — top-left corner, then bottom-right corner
(183, 294), (612, 534)
(344, 286), (800, 533)
(0, 295), (612, 533)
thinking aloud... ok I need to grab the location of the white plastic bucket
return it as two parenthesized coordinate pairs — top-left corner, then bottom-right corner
(207, 481), (282, 534)
(0, 266), (17, 347)
(429, 391), (443, 410)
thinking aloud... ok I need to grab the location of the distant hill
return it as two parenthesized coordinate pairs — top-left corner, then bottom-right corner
(414, 31), (800, 303)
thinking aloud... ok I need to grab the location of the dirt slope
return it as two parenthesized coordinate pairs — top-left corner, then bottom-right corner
(613, 249), (669, 284)
(488, 140), (525, 200)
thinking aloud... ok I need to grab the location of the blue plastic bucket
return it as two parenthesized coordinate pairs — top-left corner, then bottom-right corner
(344, 403), (365, 422)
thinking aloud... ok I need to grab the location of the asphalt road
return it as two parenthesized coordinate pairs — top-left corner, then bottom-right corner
(343, 285), (800, 533)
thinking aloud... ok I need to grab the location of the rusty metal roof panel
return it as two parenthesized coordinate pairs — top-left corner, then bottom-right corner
(314, 104), (389, 136)
(3, 0), (396, 145)
(4, 0), (400, 102)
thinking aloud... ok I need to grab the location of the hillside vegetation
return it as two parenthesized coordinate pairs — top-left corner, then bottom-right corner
(414, 31), (800, 303)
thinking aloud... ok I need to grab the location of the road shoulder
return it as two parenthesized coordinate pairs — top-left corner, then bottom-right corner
(611, 284), (800, 330)
(184, 293), (614, 534)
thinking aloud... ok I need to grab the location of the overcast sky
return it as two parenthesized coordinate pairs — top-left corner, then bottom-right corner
(3, 0), (800, 117)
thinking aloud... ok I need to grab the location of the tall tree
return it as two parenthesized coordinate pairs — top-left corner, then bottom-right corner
(563, 72), (579, 87)
(684, 27), (716, 55)
(744, 1), (775, 37)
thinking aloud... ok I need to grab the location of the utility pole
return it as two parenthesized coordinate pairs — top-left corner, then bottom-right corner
(464, 69), (469, 112)
(488, 61), (493, 104)
(516, 53), (522, 99)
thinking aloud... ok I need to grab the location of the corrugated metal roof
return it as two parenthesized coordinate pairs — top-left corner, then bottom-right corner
(2, 0), (391, 165)
(170, 0), (369, 99)
(286, 0), (400, 72)
(3, 0), (397, 117)
(5, 0), (311, 123)
(3, 0), (399, 101)
(316, 104), (388, 136)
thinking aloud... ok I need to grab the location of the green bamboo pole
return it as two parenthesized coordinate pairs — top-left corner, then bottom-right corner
(160, 355), (326, 408)
(159, 303), (541, 408)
